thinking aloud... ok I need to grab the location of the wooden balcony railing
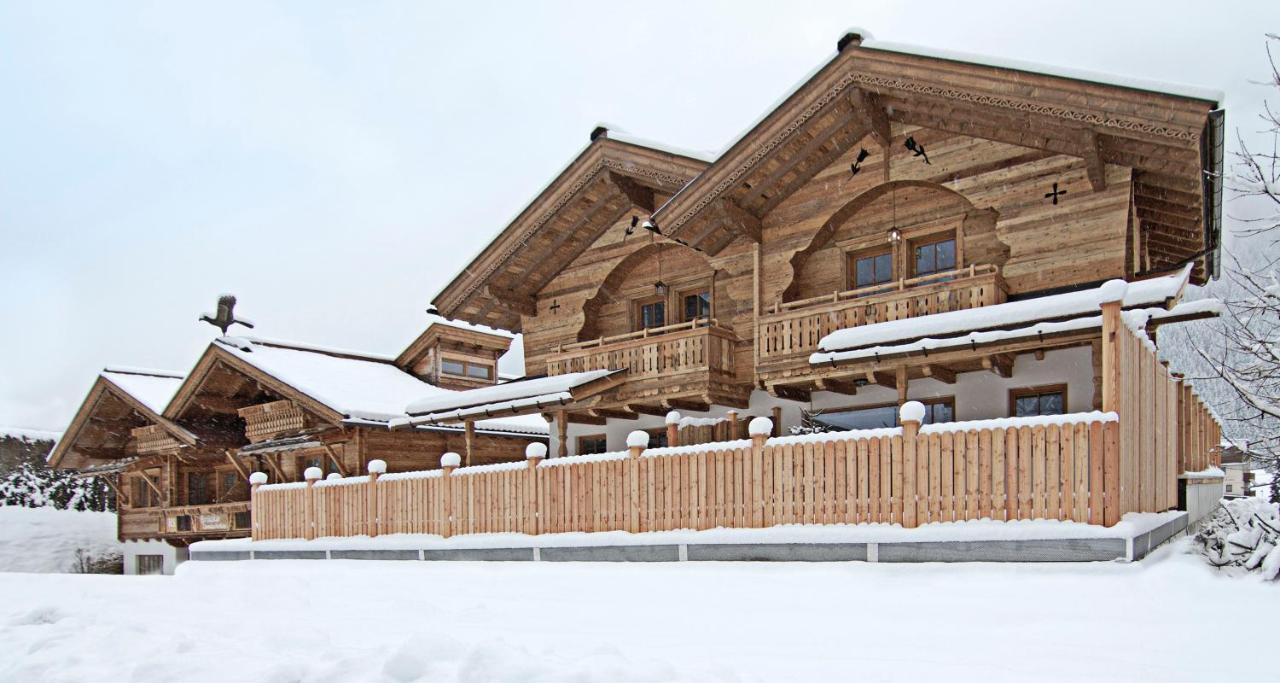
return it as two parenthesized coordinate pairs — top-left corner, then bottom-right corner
(238, 399), (306, 443)
(758, 264), (1006, 369)
(130, 424), (181, 456)
(547, 319), (736, 378)
(161, 501), (252, 536)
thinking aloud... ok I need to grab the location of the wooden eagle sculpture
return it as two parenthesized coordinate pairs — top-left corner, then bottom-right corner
(199, 295), (254, 335)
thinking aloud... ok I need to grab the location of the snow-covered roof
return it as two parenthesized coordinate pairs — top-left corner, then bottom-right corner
(816, 267), (1192, 356)
(417, 314), (514, 339)
(859, 39), (1223, 104)
(100, 368), (185, 416)
(0, 426), (61, 443)
(213, 336), (547, 436)
(395, 370), (617, 429)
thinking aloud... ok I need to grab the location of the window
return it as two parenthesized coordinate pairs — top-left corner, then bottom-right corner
(638, 299), (666, 330)
(814, 398), (955, 431)
(913, 236), (956, 277)
(851, 249), (894, 289)
(645, 428), (669, 448)
(135, 555), (164, 575)
(1010, 385), (1067, 417)
(682, 290), (711, 321)
(441, 357), (495, 382)
(233, 510), (252, 530)
(187, 472), (212, 506)
(577, 434), (608, 455)
(131, 474), (159, 508)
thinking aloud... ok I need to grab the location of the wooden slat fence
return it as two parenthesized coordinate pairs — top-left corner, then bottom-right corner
(253, 413), (1126, 540)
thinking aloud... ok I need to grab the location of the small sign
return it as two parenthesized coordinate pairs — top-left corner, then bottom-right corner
(200, 514), (229, 531)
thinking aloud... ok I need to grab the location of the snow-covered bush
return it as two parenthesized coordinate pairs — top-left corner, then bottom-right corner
(1194, 497), (1280, 580)
(0, 435), (113, 511)
(789, 410), (832, 436)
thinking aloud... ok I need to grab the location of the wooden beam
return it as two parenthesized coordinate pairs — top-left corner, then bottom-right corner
(556, 411), (568, 457)
(740, 106), (860, 206)
(484, 285), (537, 317)
(259, 452), (286, 481)
(814, 377), (858, 395)
(565, 413), (607, 425)
(321, 443), (349, 477)
(663, 398), (711, 413)
(766, 383), (811, 403)
(138, 471), (163, 499)
(895, 366), (908, 405)
(607, 172), (656, 212)
(864, 370), (896, 389)
(587, 407), (638, 421)
(101, 474), (130, 507)
(623, 403), (669, 417)
(848, 88), (892, 148)
(921, 364), (957, 384)
(1080, 128), (1107, 192)
(464, 421), (474, 467)
(718, 199), (762, 244)
(224, 450), (250, 480)
(982, 354), (1015, 378)
(192, 395), (249, 414)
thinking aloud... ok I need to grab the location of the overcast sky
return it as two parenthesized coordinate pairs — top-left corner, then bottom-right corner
(0, 1), (1272, 432)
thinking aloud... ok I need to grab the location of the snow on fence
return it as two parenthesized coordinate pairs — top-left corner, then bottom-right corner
(249, 290), (1223, 542)
(252, 411), (1132, 540)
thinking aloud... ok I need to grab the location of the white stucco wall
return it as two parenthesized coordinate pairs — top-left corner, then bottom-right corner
(556, 347), (1096, 456)
(122, 539), (188, 575)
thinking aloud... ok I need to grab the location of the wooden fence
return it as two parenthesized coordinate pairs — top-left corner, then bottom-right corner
(250, 294), (1224, 542)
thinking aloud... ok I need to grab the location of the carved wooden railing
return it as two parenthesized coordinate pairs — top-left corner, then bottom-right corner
(161, 501), (252, 535)
(757, 264), (1006, 369)
(130, 424), (180, 455)
(238, 399), (306, 443)
(547, 319), (736, 378)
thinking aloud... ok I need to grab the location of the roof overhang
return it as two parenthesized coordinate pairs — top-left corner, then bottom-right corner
(432, 135), (708, 330)
(49, 375), (197, 470)
(391, 370), (623, 429)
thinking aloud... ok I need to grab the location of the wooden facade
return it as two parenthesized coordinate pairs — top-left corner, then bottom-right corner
(52, 323), (546, 546)
(430, 34), (1223, 446)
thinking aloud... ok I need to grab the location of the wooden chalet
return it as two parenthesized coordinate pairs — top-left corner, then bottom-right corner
(424, 32), (1225, 459)
(52, 322), (546, 572)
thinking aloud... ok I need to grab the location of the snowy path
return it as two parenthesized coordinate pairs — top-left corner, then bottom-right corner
(0, 538), (1273, 682)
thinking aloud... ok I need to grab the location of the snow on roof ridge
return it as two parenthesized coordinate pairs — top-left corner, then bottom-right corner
(859, 39), (1223, 104)
(102, 366), (184, 379)
(419, 314), (515, 339)
(403, 370), (616, 417)
(216, 335), (396, 364)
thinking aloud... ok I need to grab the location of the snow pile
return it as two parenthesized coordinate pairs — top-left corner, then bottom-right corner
(0, 506), (121, 573)
(1194, 497), (1280, 580)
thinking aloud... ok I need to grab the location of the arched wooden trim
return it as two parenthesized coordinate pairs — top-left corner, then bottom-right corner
(577, 242), (717, 342)
(780, 180), (980, 302)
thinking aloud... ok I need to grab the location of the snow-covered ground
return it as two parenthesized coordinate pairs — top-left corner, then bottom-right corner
(0, 537), (1273, 682)
(0, 506), (120, 573)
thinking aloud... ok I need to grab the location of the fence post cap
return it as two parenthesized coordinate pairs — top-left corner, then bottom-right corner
(525, 442), (548, 460)
(748, 416), (773, 437)
(303, 466), (323, 481)
(248, 471), (268, 485)
(899, 401), (926, 424)
(1098, 279), (1128, 305)
(664, 410), (682, 425)
(440, 452), (462, 468)
(626, 430), (650, 448)
(325, 472), (342, 481)
(367, 459), (387, 474)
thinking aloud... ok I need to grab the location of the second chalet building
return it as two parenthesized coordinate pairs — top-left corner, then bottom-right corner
(403, 32), (1224, 457)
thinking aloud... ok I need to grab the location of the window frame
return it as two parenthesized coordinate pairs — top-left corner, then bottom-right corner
(633, 295), (668, 331)
(576, 434), (608, 455)
(909, 233), (959, 278)
(1008, 384), (1069, 418)
(813, 396), (956, 431)
(847, 246), (896, 291)
(678, 286), (713, 323)
(439, 355), (495, 382)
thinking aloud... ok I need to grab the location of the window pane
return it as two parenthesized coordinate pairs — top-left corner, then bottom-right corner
(816, 405), (898, 431)
(926, 402), (954, 424)
(441, 359), (465, 376)
(684, 292), (710, 320)
(1015, 396), (1039, 417)
(855, 257), (875, 288)
(1039, 392), (1064, 415)
(935, 239), (956, 270)
(874, 253), (893, 283)
(915, 244), (935, 275)
(466, 364), (492, 380)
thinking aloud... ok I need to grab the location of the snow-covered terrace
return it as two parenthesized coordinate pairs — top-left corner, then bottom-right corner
(391, 370), (619, 430)
(810, 267), (1220, 366)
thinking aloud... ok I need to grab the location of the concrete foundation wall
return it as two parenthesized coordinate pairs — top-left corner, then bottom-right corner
(122, 539), (188, 575)
(1183, 479), (1225, 528)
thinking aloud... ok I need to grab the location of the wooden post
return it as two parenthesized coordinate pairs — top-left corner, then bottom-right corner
(749, 417), (771, 528)
(771, 406), (782, 437)
(464, 420), (475, 467)
(896, 366), (908, 406)
(626, 431), (647, 533)
(1099, 285), (1125, 414)
(526, 443), (546, 535)
(556, 411), (569, 457)
(367, 459), (385, 538)
(900, 402), (924, 528)
(727, 410), (739, 440)
(665, 410), (681, 448)
(441, 452), (460, 538)
(303, 466), (321, 540)
(248, 471), (266, 539)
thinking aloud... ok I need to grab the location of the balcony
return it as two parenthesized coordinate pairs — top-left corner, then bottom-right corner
(161, 502), (252, 537)
(757, 264), (1007, 381)
(238, 399), (307, 443)
(546, 319), (744, 407)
